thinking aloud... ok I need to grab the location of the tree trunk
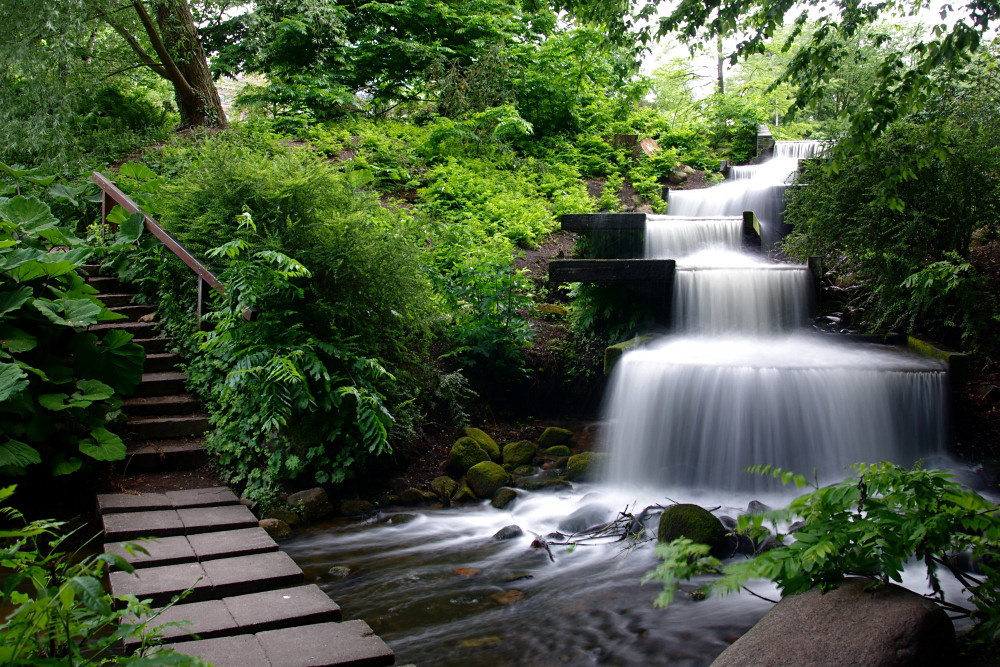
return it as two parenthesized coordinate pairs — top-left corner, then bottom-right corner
(154, 0), (228, 128)
(716, 36), (725, 96)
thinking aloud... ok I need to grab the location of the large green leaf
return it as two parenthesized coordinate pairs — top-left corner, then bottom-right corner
(47, 183), (85, 207)
(0, 362), (28, 402)
(32, 298), (102, 328)
(0, 439), (41, 469)
(0, 195), (58, 231)
(71, 330), (145, 395)
(117, 212), (146, 244)
(50, 454), (82, 476)
(79, 427), (125, 461)
(118, 162), (157, 181)
(75, 378), (114, 402)
(0, 286), (32, 317)
(68, 575), (111, 614)
(38, 393), (70, 411)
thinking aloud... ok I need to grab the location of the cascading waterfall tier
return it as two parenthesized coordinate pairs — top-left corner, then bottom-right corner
(602, 336), (948, 491)
(644, 215), (742, 257)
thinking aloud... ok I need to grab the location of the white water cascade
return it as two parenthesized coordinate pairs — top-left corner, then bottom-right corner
(602, 140), (948, 491)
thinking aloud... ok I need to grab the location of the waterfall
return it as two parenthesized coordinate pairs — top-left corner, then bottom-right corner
(602, 336), (948, 491)
(644, 215), (741, 257)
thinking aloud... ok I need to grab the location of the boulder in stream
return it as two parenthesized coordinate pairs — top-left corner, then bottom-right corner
(711, 578), (955, 667)
(491, 487), (519, 509)
(467, 461), (509, 499)
(493, 524), (524, 541)
(448, 437), (490, 477)
(566, 452), (607, 482)
(430, 476), (458, 505)
(259, 518), (291, 539)
(558, 503), (611, 534)
(503, 440), (537, 467)
(658, 504), (729, 558)
(538, 427), (573, 447)
(463, 427), (502, 462)
(286, 487), (334, 521)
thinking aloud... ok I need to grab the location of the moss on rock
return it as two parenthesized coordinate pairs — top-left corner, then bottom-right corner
(448, 437), (490, 477)
(453, 480), (478, 503)
(515, 476), (572, 492)
(467, 461), (509, 499)
(464, 427), (502, 462)
(503, 441), (537, 468)
(431, 476), (458, 504)
(538, 427), (573, 448)
(491, 487), (519, 509)
(658, 504), (729, 558)
(543, 445), (572, 457)
(566, 452), (607, 482)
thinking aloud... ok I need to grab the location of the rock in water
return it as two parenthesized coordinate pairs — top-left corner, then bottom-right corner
(493, 525), (523, 540)
(537, 426), (573, 448)
(448, 437), (490, 477)
(503, 441), (538, 468)
(566, 452), (607, 482)
(491, 487), (518, 509)
(258, 518), (291, 539)
(711, 578), (954, 667)
(463, 427), (501, 462)
(286, 487), (334, 521)
(657, 504), (729, 558)
(467, 461), (509, 499)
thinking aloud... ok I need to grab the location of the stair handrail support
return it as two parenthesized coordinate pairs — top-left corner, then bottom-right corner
(91, 171), (254, 328)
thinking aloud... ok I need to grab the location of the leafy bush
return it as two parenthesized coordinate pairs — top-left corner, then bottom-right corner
(0, 191), (144, 478)
(0, 486), (207, 665)
(645, 462), (1000, 641)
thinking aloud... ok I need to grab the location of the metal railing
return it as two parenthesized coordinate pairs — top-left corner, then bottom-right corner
(92, 171), (253, 327)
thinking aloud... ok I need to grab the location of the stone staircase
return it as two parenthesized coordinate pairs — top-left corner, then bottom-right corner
(84, 264), (209, 471)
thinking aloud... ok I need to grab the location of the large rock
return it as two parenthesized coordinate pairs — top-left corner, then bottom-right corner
(557, 503), (611, 534)
(467, 462), (509, 499)
(286, 487), (334, 521)
(259, 518), (291, 539)
(430, 476), (458, 505)
(503, 441), (537, 468)
(658, 504), (728, 558)
(711, 578), (955, 667)
(463, 427), (502, 463)
(566, 452), (607, 482)
(491, 487), (519, 509)
(339, 499), (375, 516)
(537, 427), (572, 448)
(448, 437), (490, 477)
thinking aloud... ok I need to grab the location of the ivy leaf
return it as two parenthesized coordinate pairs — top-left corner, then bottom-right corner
(0, 362), (28, 402)
(0, 439), (41, 469)
(78, 427), (126, 461)
(0, 324), (37, 353)
(0, 286), (32, 317)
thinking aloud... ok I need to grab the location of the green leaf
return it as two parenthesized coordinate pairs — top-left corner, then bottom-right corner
(105, 205), (130, 226)
(47, 183), (84, 207)
(38, 393), (70, 411)
(75, 378), (114, 402)
(116, 212), (145, 244)
(0, 286), (32, 317)
(71, 330), (145, 396)
(23, 174), (57, 188)
(68, 575), (111, 615)
(0, 362), (28, 401)
(78, 427), (125, 461)
(50, 454), (82, 476)
(118, 162), (157, 181)
(0, 324), (37, 353)
(0, 195), (58, 230)
(0, 439), (41, 468)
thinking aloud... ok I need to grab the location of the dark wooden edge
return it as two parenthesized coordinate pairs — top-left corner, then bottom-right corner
(561, 213), (648, 232)
(549, 258), (676, 282)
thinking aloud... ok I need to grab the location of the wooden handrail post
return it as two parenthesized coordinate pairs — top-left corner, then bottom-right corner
(197, 276), (205, 331)
(101, 186), (118, 236)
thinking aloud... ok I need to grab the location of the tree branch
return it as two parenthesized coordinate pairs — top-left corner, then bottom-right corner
(130, 0), (196, 98)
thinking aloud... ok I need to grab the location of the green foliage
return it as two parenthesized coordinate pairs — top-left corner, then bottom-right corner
(646, 462), (1000, 641)
(596, 172), (624, 212)
(706, 92), (770, 164)
(0, 192), (144, 478)
(192, 217), (395, 507)
(0, 486), (208, 665)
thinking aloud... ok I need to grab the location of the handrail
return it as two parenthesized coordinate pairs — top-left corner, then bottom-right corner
(92, 171), (252, 326)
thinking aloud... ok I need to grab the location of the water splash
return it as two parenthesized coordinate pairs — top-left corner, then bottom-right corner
(644, 215), (741, 257)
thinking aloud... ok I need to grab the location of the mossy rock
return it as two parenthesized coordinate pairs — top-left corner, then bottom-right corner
(543, 445), (572, 457)
(515, 476), (572, 492)
(512, 465), (536, 477)
(464, 427), (502, 463)
(538, 427), (573, 448)
(658, 504), (729, 558)
(264, 509), (302, 527)
(491, 487), (519, 510)
(467, 461), (510, 499)
(554, 456), (569, 471)
(566, 452), (607, 482)
(453, 480), (478, 503)
(448, 437), (490, 477)
(503, 440), (537, 468)
(430, 476), (458, 504)
(536, 303), (568, 319)
(400, 488), (435, 506)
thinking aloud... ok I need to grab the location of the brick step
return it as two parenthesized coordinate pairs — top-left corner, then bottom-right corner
(144, 352), (182, 373)
(123, 393), (200, 416)
(109, 304), (157, 321)
(87, 275), (124, 292)
(90, 320), (158, 337)
(99, 293), (138, 308)
(123, 585), (340, 649)
(126, 414), (210, 440)
(134, 337), (173, 354)
(135, 371), (188, 398)
(124, 438), (207, 472)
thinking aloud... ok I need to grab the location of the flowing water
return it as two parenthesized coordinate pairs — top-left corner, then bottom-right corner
(282, 139), (953, 666)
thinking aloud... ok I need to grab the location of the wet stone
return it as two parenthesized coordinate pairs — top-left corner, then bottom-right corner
(124, 599), (236, 649)
(188, 527), (278, 561)
(224, 584), (342, 631)
(164, 634), (269, 667)
(202, 551), (304, 598)
(102, 509), (184, 541)
(177, 505), (259, 534)
(108, 561), (211, 608)
(96, 492), (171, 515)
(104, 535), (196, 569)
(255, 620), (394, 667)
(166, 487), (240, 508)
